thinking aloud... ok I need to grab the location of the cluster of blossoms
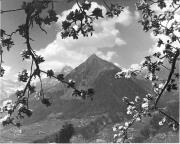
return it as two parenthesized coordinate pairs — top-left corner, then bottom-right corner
(0, 100), (15, 125)
(0, 99), (33, 127)
(113, 122), (133, 143)
(159, 117), (166, 126)
(158, 116), (178, 131)
(123, 94), (155, 117)
(113, 95), (153, 142)
(1, 100), (14, 112)
(113, 91), (179, 142)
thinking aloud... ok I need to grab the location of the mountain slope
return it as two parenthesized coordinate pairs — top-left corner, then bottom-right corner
(65, 54), (119, 86)
(21, 54), (151, 124)
(35, 65), (73, 93)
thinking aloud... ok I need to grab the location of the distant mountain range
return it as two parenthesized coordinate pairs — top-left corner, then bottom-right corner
(0, 65), (73, 103)
(21, 54), (152, 124)
(1, 54), (179, 125)
(0, 54), (179, 143)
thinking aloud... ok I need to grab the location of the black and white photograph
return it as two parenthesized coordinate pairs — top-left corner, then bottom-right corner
(0, 0), (179, 143)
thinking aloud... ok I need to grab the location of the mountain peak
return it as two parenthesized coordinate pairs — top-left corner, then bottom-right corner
(54, 65), (73, 76)
(88, 53), (100, 60)
(66, 53), (121, 85)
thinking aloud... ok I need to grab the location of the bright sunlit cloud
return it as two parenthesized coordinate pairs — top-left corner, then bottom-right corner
(37, 2), (133, 69)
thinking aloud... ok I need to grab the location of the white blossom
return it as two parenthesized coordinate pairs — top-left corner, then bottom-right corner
(118, 132), (123, 136)
(162, 117), (166, 123)
(73, 25), (78, 31)
(143, 98), (148, 102)
(127, 106), (132, 115)
(154, 88), (159, 93)
(140, 60), (145, 65)
(68, 79), (75, 83)
(2, 100), (14, 111)
(159, 117), (166, 126)
(118, 126), (124, 130)
(133, 113), (139, 119)
(7, 104), (14, 111)
(125, 122), (129, 127)
(172, 124), (177, 131)
(3, 100), (12, 107)
(127, 105), (132, 110)
(149, 73), (153, 81)
(113, 134), (118, 138)
(127, 110), (132, 115)
(136, 117), (141, 122)
(116, 138), (123, 143)
(127, 105), (136, 115)
(0, 107), (3, 113)
(84, 0), (89, 4)
(0, 114), (10, 123)
(68, 79), (73, 83)
(157, 59), (163, 64)
(29, 109), (33, 112)
(113, 127), (117, 131)
(158, 83), (164, 89)
(132, 106), (136, 110)
(142, 102), (149, 109)
(122, 97), (128, 102)
(18, 103), (24, 110)
(129, 101), (135, 105)
(146, 93), (153, 100)
(135, 96), (140, 102)
(18, 129), (23, 134)
(159, 121), (164, 126)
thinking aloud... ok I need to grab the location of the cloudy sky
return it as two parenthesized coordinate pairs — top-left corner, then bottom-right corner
(0, 0), (156, 78)
(0, 0), (160, 96)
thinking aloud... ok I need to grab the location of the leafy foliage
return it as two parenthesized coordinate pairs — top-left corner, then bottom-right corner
(61, 0), (123, 39)
(0, 0), (123, 128)
(113, 0), (180, 142)
(0, 0), (179, 143)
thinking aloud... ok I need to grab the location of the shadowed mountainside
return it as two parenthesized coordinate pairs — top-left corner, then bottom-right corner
(22, 54), (150, 124)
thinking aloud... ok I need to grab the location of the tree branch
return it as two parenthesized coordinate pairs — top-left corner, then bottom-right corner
(40, 70), (82, 94)
(158, 109), (179, 126)
(161, 64), (171, 71)
(155, 49), (180, 107)
(0, 8), (24, 14)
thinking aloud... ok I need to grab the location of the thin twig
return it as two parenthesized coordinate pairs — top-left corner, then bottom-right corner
(155, 49), (180, 107)
(40, 69), (82, 93)
(161, 64), (171, 71)
(158, 109), (179, 125)
(0, 8), (24, 14)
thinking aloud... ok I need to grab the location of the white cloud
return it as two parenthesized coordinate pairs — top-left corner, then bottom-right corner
(2, 65), (11, 76)
(0, 65), (25, 101)
(96, 51), (116, 61)
(37, 2), (133, 69)
(0, 77), (24, 101)
(40, 60), (66, 72)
